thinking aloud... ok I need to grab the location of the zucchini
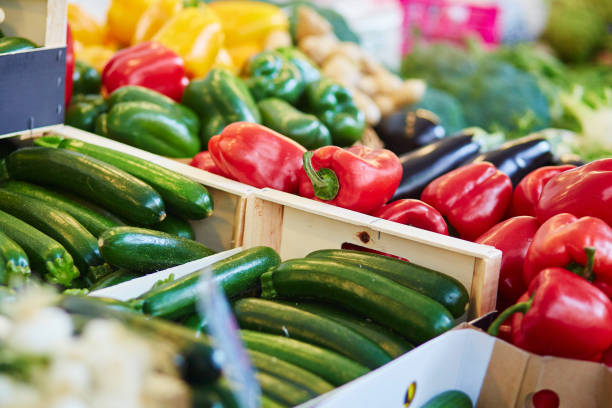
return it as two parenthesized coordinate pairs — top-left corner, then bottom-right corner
(279, 300), (413, 358)
(248, 350), (334, 396)
(155, 214), (195, 239)
(5, 147), (165, 225)
(0, 189), (111, 284)
(1, 181), (121, 237)
(261, 258), (454, 345)
(137, 246), (280, 318)
(307, 249), (469, 318)
(421, 390), (473, 408)
(89, 269), (140, 291)
(182, 313), (207, 332)
(261, 396), (287, 408)
(0, 230), (31, 283)
(98, 227), (215, 273)
(234, 298), (391, 369)
(241, 330), (369, 386)
(255, 371), (314, 406)
(57, 138), (213, 219)
(0, 210), (79, 285)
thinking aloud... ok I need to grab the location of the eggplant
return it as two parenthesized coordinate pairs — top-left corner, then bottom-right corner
(469, 135), (553, 186)
(375, 108), (445, 155)
(555, 153), (585, 167)
(391, 131), (481, 200)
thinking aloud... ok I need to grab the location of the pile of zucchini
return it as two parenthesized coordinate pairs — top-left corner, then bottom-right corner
(130, 247), (469, 407)
(0, 136), (215, 288)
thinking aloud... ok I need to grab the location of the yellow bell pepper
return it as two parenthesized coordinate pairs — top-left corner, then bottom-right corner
(107, 0), (156, 46)
(152, 4), (224, 78)
(132, 0), (183, 44)
(208, 1), (289, 48)
(74, 43), (118, 73)
(211, 48), (238, 75)
(67, 4), (109, 46)
(227, 42), (263, 72)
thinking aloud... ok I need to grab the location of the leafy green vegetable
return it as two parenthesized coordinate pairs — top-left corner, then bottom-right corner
(411, 87), (466, 135)
(401, 42), (551, 138)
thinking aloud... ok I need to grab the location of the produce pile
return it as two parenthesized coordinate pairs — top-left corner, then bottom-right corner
(0, 138), (215, 289)
(0, 288), (237, 408)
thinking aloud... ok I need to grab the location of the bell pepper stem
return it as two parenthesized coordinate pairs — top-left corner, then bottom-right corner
(487, 296), (534, 337)
(583, 247), (596, 281)
(302, 151), (339, 201)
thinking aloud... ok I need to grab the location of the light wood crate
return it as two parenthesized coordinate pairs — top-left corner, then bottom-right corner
(243, 188), (502, 319)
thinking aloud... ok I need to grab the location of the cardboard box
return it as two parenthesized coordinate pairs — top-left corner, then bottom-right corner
(308, 328), (612, 408)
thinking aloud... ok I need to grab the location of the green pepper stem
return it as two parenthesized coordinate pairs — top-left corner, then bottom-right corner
(302, 151), (339, 201)
(583, 247), (596, 282)
(487, 296), (533, 337)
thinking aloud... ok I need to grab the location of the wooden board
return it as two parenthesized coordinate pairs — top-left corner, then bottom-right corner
(1, 0), (66, 46)
(243, 188), (501, 319)
(50, 126), (256, 252)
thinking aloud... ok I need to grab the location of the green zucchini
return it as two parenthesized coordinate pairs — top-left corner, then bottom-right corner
(307, 249), (469, 318)
(5, 147), (165, 225)
(261, 396), (287, 408)
(261, 258), (454, 345)
(155, 214), (195, 239)
(248, 350), (333, 396)
(421, 390), (473, 408)
(279, 300), (413, 358)
(89, 269), (140, 291)
(0, 210), (79, 285)
(0, 230), (31, 283)
(256, 371), (314, 406)
(57, 138), (213, 220)
(182, 313), (207, 332)
(137, 246), (280, 318)
(98, 227), (215, 273)
(1, 181), (120, 237)
(234, 298), (391, 369)
(241, 330), (369, 386)
(0, 189), (111, 284)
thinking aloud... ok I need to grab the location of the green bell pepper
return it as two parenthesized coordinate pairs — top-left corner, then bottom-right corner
(108, 85), (200, 136)
(275, 47), (320, 85)
(245, 50), (304, 104)
(258, 98), (331, 149)
(182, 68), (260, 145)
(65, 94), (108, 133)
(73, 60), (102, 95)
(303, 78), (366, 147)
(0, 37), (37, 54)
(106, 101), (201, 158)
(95, 113), (108, 137)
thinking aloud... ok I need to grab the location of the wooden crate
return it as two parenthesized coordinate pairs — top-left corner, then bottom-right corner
(0, 0), (67, 138)
(48, 126), (257, 252)
(243, 189), (501, 319)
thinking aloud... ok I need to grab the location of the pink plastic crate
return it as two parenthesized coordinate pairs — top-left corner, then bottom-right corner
(400, 0), (500, 53)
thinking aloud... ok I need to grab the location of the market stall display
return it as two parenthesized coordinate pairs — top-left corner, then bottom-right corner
(2, 0), (612, 406)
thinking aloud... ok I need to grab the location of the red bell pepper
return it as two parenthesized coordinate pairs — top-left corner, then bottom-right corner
(537, 159), (612, 227)
(102, 42), (189, 101)
(475, 216), (539, 310)
(65, 25), (75, 108)
(523, 213), (612, 297)
(509, 165), (575, 217)
(299, 146), (402, 214)
(372, 199), (448, 235)
(488, 267), (612, 360)
(208, 122), (306, 193)
(190, 151), (228, 177)
(421, 162), (513, 241)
